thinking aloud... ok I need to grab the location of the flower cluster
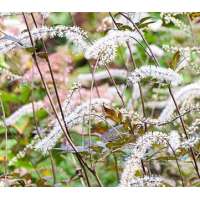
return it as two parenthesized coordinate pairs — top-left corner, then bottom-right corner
(85, 30), (141, 66)
(35, 98), (110, 153)
(168, 131), (181, 151)
(120, 131), (168, 186)
(148, 44), (164, 58)
(128, 65), (182, 86)
(162, 45), (200, 73)
(8, 135), (40, 166)
(159, 81), (200, 122)
(0, 25), (144, 68)
(168, 131), (200, 151)
(180, 135), (200, 149)
(161, 13), (189, 33)
(129, 176), (163, 187)
(0, 26), (89, 53)
(188, 118), (200, 135)
(163, 45), (200, 54)
(1, 12), (200, 187)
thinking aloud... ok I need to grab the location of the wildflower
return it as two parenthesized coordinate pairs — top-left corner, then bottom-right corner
(188, 118), (200, 135)
(159, 81), (200, 122)
(162, 45), (200, 54)
(169, 132), (200, 151)
(148, 44), (164, 58)
(128, 65), (182, 86)
(148, 19), (163, 32)
(35, 98), (110, 153)
(168, 131), (181, 151)
(180, 135), (200, 149)
(120, 131), (168, 186)
(161, 13), (189, 33)
(129, 176), (163, 187)
(85, 30), (141, 66)
(9, 135), (40, 166)
(0, 26), (89, 53)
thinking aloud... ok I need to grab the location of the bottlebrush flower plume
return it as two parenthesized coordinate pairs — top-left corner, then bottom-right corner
(0, 26), (89, 53)
(159, 81), (200, 122)
(85, 30), (142, 66)
(120, 131), (168, 186)
(128, 65), (182, 86)
(34, 98), (110, 153)
(129, 176), (164, 187)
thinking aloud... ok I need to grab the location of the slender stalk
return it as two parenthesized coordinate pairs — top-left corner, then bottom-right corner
(109, 12), (147, 132)
(31, 13), (92, 186)
(168, 86), (200, 178)
(109, 12), (148, 174)
(118, 12), (200, 179)
(167, 142), (185, 186)
(88, 58), (99, 167)
(22, 13), (92, 187)
(24, 13), (102, 186)
(111, 12), (200, 182)
(30, 13), (71, 140)
(29, 60), (57, 184)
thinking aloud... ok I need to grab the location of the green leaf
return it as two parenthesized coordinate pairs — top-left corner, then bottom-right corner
(138, 21), (155, 29)
(116, 23), (133, 31)
(139, 16), (153, 24)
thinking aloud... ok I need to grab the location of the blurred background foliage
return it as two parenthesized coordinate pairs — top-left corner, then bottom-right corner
(0, 12), (200, 187)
